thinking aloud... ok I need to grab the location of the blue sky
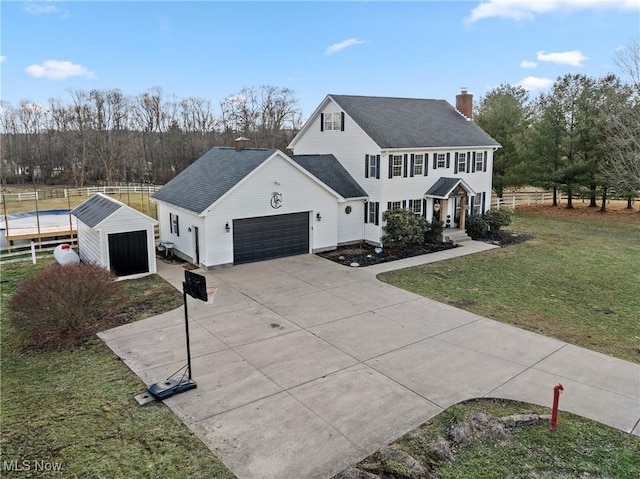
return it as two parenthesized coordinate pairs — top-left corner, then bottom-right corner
(1, 1), (638, 117)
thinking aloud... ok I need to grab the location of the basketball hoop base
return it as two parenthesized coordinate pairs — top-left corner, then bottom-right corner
(147, 378), (197, 400)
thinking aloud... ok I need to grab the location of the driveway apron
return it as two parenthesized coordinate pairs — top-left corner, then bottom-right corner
(99, 245), (640, 479)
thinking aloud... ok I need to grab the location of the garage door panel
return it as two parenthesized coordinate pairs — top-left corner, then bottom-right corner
(108, 230), (149, 276)
(233, 212), (309, 264)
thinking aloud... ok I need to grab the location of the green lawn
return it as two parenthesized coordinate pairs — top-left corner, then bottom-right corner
(379, 207), (640, 363)
(0, 261), (235, 478)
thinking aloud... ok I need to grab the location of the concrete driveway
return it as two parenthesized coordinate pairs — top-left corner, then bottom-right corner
(99, 248), (640, 479)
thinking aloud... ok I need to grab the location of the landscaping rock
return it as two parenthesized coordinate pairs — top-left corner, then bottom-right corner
(334, 468), (381, 479)
(429, 436), (454, 462)
(447, 423), (473, 443)
(378, 446), (428, 479)
(499, 413), (545, 427)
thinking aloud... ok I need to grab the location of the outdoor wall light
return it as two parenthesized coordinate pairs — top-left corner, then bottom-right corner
(225, 222), (230, 232)
(316, 213), (322, 221)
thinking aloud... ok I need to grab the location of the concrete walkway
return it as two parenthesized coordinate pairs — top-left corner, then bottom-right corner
(99, 241), (640, 479)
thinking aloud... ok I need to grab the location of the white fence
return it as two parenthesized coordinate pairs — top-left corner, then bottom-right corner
(0, 237), (78, 265)
(0, 185), (163, 204)
(491, 191), (556, 209)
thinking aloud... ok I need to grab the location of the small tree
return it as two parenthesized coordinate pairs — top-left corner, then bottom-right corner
(9, 263), (126, 349)
(381, 209), (427, 249)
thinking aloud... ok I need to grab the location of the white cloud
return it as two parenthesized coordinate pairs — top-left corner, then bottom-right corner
(25, 0), (60, 15)
(517, 76), (554, 90)
(520, 60), (538, 68)
(467, 0), (639, 23)
(325, 38), (365, 56)
(0, 56), (6, 64)
(25, 60), (95, 80)
(537, 49), (588, 66)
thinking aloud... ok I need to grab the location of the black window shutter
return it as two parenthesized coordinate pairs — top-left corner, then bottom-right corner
(364, 202), (369, 223)
(320, 113), (324, 131)
(388, 156), (393, 179)
(410, 154), (415, 177)
(467, 151), (471, 173)
(433, 153), (437, 170)
(408, 199), (413, 209)
(446, 152), (450, 168)
(422, 199), (427, 218)
(387, 201), (392, 210)
(374, 203), (379, 226)
(482, 192), (486, 213)
(483, 151), (488, 172)
(340, 112), (345, 131)
(365, 154), (369, 178)
(470, 195), (475, 215)
(424, 154), (428, 176)
(175, 215), (179, 236)
(402, 200), (407, 209)
(403, 154), (408, 177)
(376, 155), (380, 179)
(472, 152), (476, 172)
(454, 152), (459, 173)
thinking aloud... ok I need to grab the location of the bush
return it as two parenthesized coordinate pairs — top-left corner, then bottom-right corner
(465, 214), (490, 240)
(381, 209), (427, 249)
(484, 207), (513, 233)
(9, 262), (126, 349)
(425, 219), (444, 244)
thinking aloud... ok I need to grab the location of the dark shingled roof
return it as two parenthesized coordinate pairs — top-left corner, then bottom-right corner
(329, 94), (500, 149)
(290, 154), (367, 199)
(71, 193), (122, 228)
(424, 177), (474, 198)
(153, 147), (277, 214)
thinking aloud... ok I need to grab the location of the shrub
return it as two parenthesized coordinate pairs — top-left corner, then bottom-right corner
(381, 209), (427, 249)
(425, 219), (444, 244)
(465, 214), (490, 240)
(484, 207), (514, 233)
(9, 262), (126, 349)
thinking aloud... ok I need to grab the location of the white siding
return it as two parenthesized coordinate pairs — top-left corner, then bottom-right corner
(337, 200), (365, 244)
(77, 221), (101, 264)
(201, 153), (341, 267)
(156, 202), (203, 265)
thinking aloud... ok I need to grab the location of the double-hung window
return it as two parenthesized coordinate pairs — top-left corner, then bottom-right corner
(367, 202), (378, 224)
(392, 155), (403, 177)
(390, 201), (402, 211)
(457, 153), (466, 173)
(369, 155), (378, 178)
(473, 194), (483, 216)
(475, 151), (484, 171)
(412, 199), (423, 216)
(170, 213), (180, 236)
(323, 112), (342, 131)
(436, 153), (446, 169)
(413, 154), (424, 176)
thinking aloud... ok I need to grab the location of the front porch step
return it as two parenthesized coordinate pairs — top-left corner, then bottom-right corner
(439, 228), (471, 244)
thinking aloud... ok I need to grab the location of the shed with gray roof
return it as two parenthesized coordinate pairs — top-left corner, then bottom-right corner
(71, 193), (157, 277)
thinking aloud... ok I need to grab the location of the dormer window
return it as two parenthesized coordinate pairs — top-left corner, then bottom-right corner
(321, 112), (344, 131)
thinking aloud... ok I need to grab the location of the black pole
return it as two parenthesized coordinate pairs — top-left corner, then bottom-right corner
(183, 282), (193, 381)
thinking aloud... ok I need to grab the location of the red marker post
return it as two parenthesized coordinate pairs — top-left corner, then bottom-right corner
(551, 383), (564, 431)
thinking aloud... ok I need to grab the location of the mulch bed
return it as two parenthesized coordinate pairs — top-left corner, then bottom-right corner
(317, 242), (459, 267)
(481, 230), (534, 247)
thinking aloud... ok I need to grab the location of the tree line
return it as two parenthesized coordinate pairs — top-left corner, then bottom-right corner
(0, 85), (302, 186)
(475, 41), (639, 209)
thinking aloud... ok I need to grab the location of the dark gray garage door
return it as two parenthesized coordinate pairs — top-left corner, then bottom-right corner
(108, 230), (149, 276)
(233, 212), (309, 264)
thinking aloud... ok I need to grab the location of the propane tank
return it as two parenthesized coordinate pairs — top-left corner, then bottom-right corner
(53, 244), (80, 265)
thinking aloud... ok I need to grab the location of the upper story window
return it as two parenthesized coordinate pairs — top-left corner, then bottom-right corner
(392, 155), (403, 177)
(457, 153), (466, 173)
(366, 154), (380, 179)
(413, 154), (424, 176)
(321, 112), (344, 131)
(436, 153), (446, 169)
(475, 152), (484, 171)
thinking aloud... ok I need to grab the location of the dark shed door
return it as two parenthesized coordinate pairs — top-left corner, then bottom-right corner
(108, 230), (149, 276)
(233, 212), (309, 264)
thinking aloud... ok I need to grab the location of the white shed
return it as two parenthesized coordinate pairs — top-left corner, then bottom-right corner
(71, 193), (157, 278)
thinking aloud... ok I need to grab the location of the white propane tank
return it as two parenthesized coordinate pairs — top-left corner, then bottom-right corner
(53, 244), (80, 265)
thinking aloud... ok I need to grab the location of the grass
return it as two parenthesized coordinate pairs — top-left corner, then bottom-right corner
(378, 206), (640, 362)
(353, 398), (640, 479)
(0, 260), (235, 478)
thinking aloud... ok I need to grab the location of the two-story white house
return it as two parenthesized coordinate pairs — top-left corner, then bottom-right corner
(287, 91), (501, 245)
(153, 91), (500, 268)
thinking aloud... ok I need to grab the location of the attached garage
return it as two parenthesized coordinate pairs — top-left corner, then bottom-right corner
(233, 212), (309, 264)
(72, 193), (157, 278)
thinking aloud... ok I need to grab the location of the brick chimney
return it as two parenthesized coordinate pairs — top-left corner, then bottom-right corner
(234, 136), (250, 151)
(455, 88), (473, 120)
